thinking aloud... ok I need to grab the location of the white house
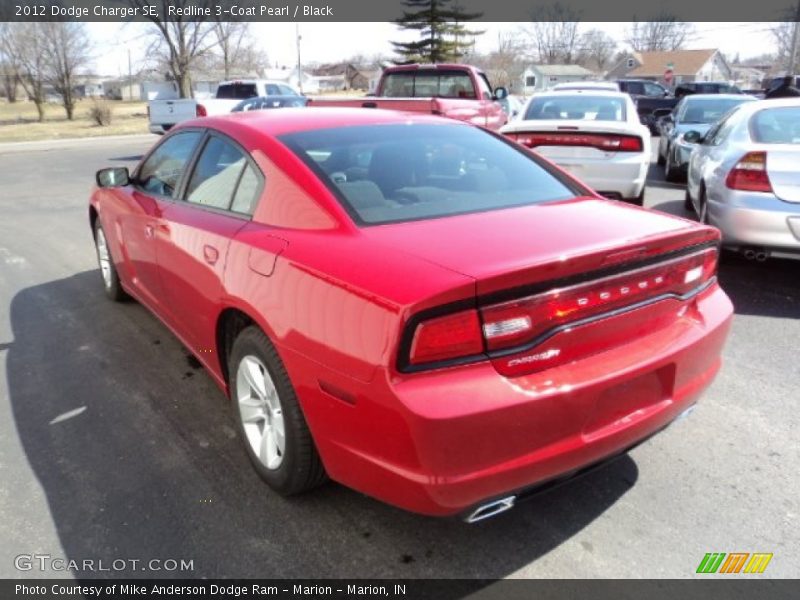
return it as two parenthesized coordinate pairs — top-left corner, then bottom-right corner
(520, 64), (597, 94)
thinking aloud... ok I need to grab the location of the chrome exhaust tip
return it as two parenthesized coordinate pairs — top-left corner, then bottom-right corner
(743, 249), (756, 260)
(464, 496), (516, 523)
(755, 251), (769, 262)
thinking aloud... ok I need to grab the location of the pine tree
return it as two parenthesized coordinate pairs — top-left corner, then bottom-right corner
(391, 0), (483, 64)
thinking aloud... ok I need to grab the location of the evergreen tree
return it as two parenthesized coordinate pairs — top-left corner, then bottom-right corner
(391, 0), (483, 64)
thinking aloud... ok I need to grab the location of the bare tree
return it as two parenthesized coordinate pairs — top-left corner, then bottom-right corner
(524, 4), (581, 64)
(626, 18), (694, 52)
(1, 23), (48, 121)
(41, 22), (92, 120)
(128, 0), (216, 98)
(209, 22), (268, 79)
(576, 29), (617, 72)
(474, 32), (527, 90)
(0, 24), (21, 103)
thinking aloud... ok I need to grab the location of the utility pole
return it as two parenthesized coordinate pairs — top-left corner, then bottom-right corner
(295, 23), (303, 94)
(789, 0), (800, 76)
(127, 48), (132, 101)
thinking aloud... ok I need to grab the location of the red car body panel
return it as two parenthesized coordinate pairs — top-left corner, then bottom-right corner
(90, 109), (733, 516)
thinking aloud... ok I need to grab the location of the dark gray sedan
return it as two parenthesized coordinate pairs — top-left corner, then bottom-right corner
(657, 94), (756, 182)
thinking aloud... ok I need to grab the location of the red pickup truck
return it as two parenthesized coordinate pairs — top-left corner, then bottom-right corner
(308, 63), (509, 130)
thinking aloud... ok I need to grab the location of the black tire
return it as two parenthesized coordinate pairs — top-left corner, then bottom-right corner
(684, 189), (693, 211)
(697, 186), (709, 224)
(631, 187), (645, 206)
(657, 145), (665, 166)
(93, 220), (128, 302)
(664, 150), (683, 183)
(229, 326), (326, 495)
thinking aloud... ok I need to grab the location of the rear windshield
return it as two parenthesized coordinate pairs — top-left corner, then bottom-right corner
(216, 83), (258, 100)
(750, 107), (800, 144)
(524, 96), (626, 121)
(279, 124), (578, 225)
(380, 70), (476, 98)
(678, 97), (753, 124)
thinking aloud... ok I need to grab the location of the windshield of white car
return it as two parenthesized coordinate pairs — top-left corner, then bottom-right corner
(280, 124), (579, 225)
(523, 96), (626, 122)
(750, 107), (800, 144)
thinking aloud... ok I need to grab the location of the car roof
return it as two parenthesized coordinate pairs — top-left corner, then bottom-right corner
(531, 90), (630, 99)
(180, 107), (463, 138)
(680, 93), (755, 102)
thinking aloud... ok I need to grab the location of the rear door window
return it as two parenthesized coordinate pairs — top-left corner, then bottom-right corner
(137, 131), (203, 198)
(216, 83), (258, 99)
(750, 107), (800, 144)
(184, 135), (263, 214)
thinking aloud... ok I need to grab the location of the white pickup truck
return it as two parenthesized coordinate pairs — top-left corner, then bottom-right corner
(148, 80), (302, 134)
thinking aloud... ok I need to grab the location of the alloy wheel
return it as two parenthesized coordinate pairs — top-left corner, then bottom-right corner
(236, 355), (285, 470)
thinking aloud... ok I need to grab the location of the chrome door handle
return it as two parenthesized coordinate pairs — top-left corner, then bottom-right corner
(144, 224), (154, 239)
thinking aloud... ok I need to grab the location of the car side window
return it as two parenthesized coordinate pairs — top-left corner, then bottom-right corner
(137, 132), (202, 198)
(626, 82), (643, 95)
(184, 135), (263, 215)
(278, 84), (297, 96)
(230, 165), (261, 215)
(704, 109), (738, 146)
(644, 82), (665, 96)
(266, 84), (280, 95)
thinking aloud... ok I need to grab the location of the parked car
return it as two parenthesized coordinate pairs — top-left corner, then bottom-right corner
(686, 98), (800, 260)
(308, 63), (508, 130)
(551, 81), (620, 92)
(498, 94), (524, 120)
(90, 108), (732, 521)
(232, 96), (309, 112)
(674, 82), (742, 98)
(615, 79), (674, 133)
(657, 94), (757, 182)
(148, 80), (302, 134)
(502, 91), (650, 204)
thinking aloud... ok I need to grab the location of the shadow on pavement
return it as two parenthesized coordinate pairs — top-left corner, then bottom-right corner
(717, 254), (800, 319)
(6, 270), (638, 578)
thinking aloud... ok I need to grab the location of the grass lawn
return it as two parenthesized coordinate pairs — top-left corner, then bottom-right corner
(0, 99), (149, 143)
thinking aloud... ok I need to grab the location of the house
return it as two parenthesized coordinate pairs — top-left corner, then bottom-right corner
(312, 63), (373, 90)
(607, 49), (732, 87)
(520, 64), (596, 94)
(730, 65), (769, 90)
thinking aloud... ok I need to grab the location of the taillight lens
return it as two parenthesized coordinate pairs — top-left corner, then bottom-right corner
(196, 104), (208, 117)
(408, 309), (483, 365)
(480, 248), (718, 353)
(507, 132), (643, 152)
(725, 151), (772, 193)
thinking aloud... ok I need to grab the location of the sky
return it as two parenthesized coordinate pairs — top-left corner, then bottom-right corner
(85, 21), (780, 78)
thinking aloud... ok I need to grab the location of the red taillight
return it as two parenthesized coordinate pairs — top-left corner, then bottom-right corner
(480, 248), (718, 354)
(725, 151), (772, 193)
(403, 248), (718, 372)
(507, 132), (643, 152)
(196, 104), (207, 117)
(408, 309), (483, 365)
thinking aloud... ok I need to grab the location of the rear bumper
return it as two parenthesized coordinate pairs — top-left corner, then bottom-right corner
(286, 284), (733, 517)
(547, 153), (649, 199)
(709, 189), (800, 250)
(148, 124), (172, 135)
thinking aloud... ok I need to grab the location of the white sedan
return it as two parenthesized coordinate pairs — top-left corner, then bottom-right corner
(501, 91), (651, 204)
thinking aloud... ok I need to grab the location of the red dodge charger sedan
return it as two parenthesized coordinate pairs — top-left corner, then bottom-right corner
(90, 109), (732, 521)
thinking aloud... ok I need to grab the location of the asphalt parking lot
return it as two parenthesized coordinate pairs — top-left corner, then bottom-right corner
(0, 134), (797, 580)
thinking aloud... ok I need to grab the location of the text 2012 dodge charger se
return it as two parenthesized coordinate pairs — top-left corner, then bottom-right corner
(90, 109), (733, 521)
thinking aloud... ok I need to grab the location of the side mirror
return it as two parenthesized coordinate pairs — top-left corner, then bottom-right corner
(494, 86), (508, 100)
(683, 130), (704, 144)
(96, 167), (130, 188)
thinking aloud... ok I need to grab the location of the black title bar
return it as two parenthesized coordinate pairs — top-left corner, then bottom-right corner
(2, 0), (799, 22)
